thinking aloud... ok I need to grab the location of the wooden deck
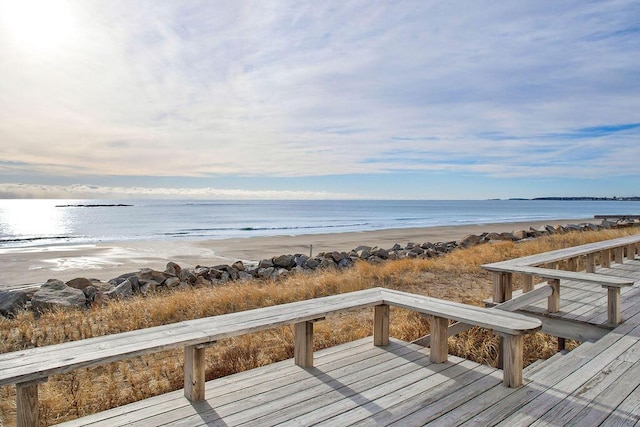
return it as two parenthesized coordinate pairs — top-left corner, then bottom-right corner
(54, 236), (640, 426)
(58, 302), (640, 426)
(7, 235), (640, 426)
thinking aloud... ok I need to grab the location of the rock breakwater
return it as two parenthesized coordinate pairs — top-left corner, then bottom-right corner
(1, 218), (637, 317)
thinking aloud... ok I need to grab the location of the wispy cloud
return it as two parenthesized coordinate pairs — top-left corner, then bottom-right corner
(0, 183), (359, 200)
(0, 0), (638, 197)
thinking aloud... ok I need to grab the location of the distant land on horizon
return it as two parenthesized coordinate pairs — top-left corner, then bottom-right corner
(506, 197), (640, 201)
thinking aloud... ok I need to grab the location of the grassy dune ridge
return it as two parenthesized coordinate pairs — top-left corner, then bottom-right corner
(1, 227), (638, 425)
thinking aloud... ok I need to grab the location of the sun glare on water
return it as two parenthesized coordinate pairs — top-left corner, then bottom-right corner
(1, 0), (75, 52)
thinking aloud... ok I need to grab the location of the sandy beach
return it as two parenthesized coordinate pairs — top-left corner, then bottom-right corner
(0, 218), (592, 290)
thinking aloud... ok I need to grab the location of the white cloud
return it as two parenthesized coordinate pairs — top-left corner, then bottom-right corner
(0, 183), (360, 200)
(0, 0), (638, 184)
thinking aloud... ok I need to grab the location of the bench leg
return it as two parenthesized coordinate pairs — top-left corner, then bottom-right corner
(16, 379), (46, 427)
(601, 250), (611, 268)
(493, 272), (513, 303)
(607, 287), (622, 325)
(628, 244), (636, 261)
(502, 334), (524, 387)
(184, 345), (206, 401)
(615, 247), (624, 264)
(374, 304), (390, 346)
(430, 316), (448, 363)
(547, 279), (560, 313)
(294, 321), (314, 367)
(521, 274), (533, 293)
(585, 253), (596, 273)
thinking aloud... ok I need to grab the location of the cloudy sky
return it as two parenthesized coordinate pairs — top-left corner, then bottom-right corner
(0, 0), (638, 199)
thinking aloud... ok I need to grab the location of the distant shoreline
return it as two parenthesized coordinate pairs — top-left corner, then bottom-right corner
(510, 197), (640, 201)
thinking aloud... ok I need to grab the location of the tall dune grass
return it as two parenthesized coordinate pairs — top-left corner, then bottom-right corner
(0, 227), (637, 425)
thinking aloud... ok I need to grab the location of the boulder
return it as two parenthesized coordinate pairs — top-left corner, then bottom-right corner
(194, 276), (211, 287)
(109, 272), (137, 286)
(330, 251), (346, 262)
(458, 234), (482, 248)
(356, 247), (371, 259)
(259, 259), (274, 269)
(139, 281), (157, 295)
(337, 258), (353, 269)
(500, 232), (518, 241)
(232, 261), (245, 271)
(370, 247), (389, 259)
(304, 258), (320, 269)
(104, 280), (134, 299)
(164, 277), (181, 288)
(164, 262), (182, 276)
(320, 258), (337, 269)
(0, 290), (27, 318)
(32, 279), (86, 312)
(82, 286), (105, 307)
(137, 268), (169, 284)
(294, 254), (309, 267)
(513, 230), (528, 240)
(66, 277), (94, 290)
(238, 271), (253, 281)
(257, 267), (276, 280)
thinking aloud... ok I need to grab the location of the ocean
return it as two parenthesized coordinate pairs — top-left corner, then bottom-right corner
(1, 199), (638, 249)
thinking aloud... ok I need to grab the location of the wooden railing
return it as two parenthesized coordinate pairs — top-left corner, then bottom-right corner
(0, 287), (541, 427)
(482, 235), (640, 326)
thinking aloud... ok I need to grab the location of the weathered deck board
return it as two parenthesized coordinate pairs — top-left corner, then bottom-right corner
(54, 289), (640, 426)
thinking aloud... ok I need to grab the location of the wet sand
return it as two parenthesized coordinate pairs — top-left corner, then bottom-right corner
(0, 218), (591, 290)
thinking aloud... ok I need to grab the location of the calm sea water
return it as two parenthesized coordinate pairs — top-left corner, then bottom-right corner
(1, 199), (638, 248)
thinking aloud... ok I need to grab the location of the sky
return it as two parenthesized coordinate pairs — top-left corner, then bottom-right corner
(0, 0), (639, 200)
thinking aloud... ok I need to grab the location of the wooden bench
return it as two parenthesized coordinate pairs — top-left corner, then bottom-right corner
(0, 287), (541, 427)
(482, 234), (640, 326)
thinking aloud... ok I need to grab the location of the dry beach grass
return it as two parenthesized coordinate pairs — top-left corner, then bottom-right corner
(1, 227), (639, 425)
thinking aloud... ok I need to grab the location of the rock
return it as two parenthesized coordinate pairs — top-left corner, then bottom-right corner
(138, 268), (169, 284)
(410, 247), (425, 255)
(164, 277), (181, 288)
(330, 251), (345, 262)
(259, 259), (274, 269)
(82, 286), (97, 307)
(320, 258), (337, 269)
(601, 220), (613, 229)
(294, 254), (309, 267)
(232, 261), (245, 271)
(105, 280), (134, 299)
(304, 258), (320, 269)
(391, 243), (403, 251)
(227, 267), (240, 281)
(66, 277), (94, 290)
(165, 262), (182, 276)
(0, 290), (27, 318)
(181, 268), (199, 284)
(356, 247), (371, 259)
(109, 272), (137, 286)
(91, 282), (115, 293)
(458, 234), (482, 248)
(139, 281), (157, 295)
(257, 267), (275, 280)
(207, 268), (223, 280)
(500, 232), (518, 241)
(32, 279), (86, 313)
(238, 271), (253, 281)
(194, 276), (211, 287)
(370, 247), (389, 259)
(545, 225), (557, 234)
(337, 258), (353, 269)
(513, 230), (528, 240)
